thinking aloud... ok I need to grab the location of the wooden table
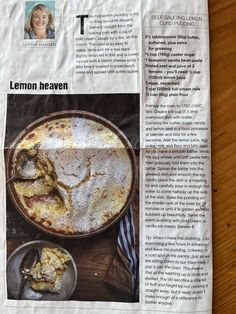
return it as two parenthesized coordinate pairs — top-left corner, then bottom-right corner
(209, 0), (236, 313)
(7, 202), (136, 303)
(5, 94), (139, 303)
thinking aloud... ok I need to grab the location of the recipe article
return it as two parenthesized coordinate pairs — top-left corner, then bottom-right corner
(0, 0), (211, 313)
(142, 8), (211, 310)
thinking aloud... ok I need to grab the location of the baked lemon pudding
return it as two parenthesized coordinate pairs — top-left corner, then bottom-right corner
(29, 247), (70, 293)
(12, 116), (133, 235)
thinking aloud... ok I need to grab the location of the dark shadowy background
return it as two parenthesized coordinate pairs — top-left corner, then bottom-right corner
(5, 94), (139, 149)
(5, 93), (139, 302)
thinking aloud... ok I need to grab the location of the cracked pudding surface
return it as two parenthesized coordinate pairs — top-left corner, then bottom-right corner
(12, 116), (133, 235)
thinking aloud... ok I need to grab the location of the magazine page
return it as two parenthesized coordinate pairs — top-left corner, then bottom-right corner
(0, 0), (211, 313)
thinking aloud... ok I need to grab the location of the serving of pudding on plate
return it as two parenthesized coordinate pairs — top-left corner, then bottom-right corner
(9, 113), (135, 236)
(30, 247), (71, 293)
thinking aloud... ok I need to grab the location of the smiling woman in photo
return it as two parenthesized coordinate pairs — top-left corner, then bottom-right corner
(24, 4), (55, 39)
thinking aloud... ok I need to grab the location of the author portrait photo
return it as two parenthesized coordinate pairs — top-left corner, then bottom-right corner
(24, 2), (55, 39)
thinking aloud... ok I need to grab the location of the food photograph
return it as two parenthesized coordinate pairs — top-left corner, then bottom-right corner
(5, 94), (139, 302)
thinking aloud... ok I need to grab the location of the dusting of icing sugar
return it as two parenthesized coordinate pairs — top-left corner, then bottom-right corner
(14, 116), (133, 233)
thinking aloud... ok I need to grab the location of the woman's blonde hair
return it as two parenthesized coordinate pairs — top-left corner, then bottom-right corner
(25, 4), (54, 32)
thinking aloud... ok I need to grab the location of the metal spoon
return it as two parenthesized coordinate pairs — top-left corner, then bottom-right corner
(7, 149), (39, 184)
(18, 247), (40, 299)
